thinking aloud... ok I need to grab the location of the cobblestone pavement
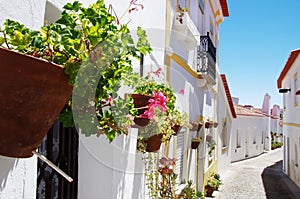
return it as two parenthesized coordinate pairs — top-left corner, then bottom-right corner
(211, 148), (300, 199)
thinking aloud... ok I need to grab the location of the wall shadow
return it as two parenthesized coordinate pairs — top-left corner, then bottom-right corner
(261, 160), (300, 199)
(0, 156), (17, 191)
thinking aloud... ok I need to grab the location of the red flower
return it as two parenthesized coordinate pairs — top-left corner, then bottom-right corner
(142, 91), (167, 120)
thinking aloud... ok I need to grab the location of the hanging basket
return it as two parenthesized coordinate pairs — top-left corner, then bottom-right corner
(213, 122), (219, 128)
(172, 124), (182, 135)
(0, 47), (72, 158)
(191, 139), (201, 149)
(133, 117), (150, 127)
(205, 121), (213, 128)
(131, 94), (153, 127)
(131, 93), (153, 115)
(190, 121), (203, 131)
(145, 133), (163, 152)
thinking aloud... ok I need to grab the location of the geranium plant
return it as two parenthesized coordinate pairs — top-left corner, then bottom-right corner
(0, 0), (152, 142)
(143, 155), (177, 199)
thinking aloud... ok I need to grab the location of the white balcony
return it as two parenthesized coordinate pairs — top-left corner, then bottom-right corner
(173, 12), (200, 46)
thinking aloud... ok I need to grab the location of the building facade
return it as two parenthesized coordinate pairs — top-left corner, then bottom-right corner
(277, 49), (300, 188)
(0, 0), (231, 198)
(230, 103), (270, 163)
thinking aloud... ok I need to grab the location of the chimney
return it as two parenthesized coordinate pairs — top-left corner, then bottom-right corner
(262, 93), (271, 114)
(232, 97), (239, 105)
(271, 104), (280, 117)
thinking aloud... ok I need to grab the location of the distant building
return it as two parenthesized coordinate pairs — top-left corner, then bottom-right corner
(230, 93), (271, 162)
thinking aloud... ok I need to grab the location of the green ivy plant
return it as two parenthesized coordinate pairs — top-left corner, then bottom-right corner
(0, 0), (152, 142)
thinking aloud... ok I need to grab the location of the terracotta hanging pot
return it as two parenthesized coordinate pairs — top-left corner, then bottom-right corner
(191, 139), (201, 149)
(0, 47), (72, 158)
(190, 122), (203, 131)
(131, 94), (153, 115)
(206, 135), (213, 142)
(213, 122), (219, 128)
(133, 117), (150, 127)
(205, 121), (213, 128)
(131, 94), (153, 127)
(145, 133), (163, 152)
(172, 124), (182, 135)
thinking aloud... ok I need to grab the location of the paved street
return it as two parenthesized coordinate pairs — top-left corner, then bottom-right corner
(212, 148), (300, 199)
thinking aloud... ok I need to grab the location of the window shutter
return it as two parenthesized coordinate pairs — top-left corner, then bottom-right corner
(176, 131), (185, 184)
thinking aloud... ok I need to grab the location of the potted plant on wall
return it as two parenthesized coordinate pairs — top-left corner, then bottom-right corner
(191, 137), (202, 149)
(0, 0), (152, 157)
(132, 78), (191, 152)
(205, 173), (220, 197)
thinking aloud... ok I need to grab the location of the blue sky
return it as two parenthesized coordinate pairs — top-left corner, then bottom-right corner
(219, 0), (300, 108)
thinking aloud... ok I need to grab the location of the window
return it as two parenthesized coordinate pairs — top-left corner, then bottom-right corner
(176, 131), (185, 184)
(294, 73), (298, 107)
(261, 131), (264, 144)
(199, 0), (204, 13)
(236, 129), (241, 148)
(253, 128), (256, 144)
(295, 144), (298, 167)
(177, 0), (189, 12)
(221, 118), (227, 147)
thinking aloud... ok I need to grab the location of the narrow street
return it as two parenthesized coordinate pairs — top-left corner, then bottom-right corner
(212, 148), (300, 199)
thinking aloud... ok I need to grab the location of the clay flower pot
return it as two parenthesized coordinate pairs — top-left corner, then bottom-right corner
(133, 117), (150, 127)
(191, 138), (201, 149)
(205, 185), (215, 197)
(0, 47), (72, 158)
(172, 124), (182, 135)
(131, 94), (153, 127)
(205, 121), (213, 128)
(145, 133), (163, 152)
(206, 135), (213, 142)
(213, 122), (219, 128)
(131, 94), (153, 115)
(190, 121), (203, 131)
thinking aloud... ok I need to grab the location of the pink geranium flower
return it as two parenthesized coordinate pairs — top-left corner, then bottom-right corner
(153, 67), (162, 77)
(142, 91), (167, 120)
(108, 96), (114, 105)
(179, 88), (184, 95)
(129, 0), (144, 13)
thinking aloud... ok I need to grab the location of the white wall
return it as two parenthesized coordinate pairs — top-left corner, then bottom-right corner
(78, 129), (147, 199)
(216, 75), (233, 175)
(0, 0), (46, 198)
(231, 115), (269, 162)
(77, 1), (167, 198)
(0, 156), (37, 199)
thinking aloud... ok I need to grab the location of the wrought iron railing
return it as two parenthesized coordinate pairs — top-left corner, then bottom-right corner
(37, 121), (78, 199)
(197, 32), (217, 84)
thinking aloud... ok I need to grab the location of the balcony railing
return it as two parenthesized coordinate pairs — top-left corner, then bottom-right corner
(197, 32), (216, 85)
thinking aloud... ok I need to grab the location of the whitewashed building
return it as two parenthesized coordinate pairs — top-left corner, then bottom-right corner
(0, 0), (230, 198)
(217, 74), (236, 175)
(230, 98), (271, 162)
(270, 104), (283, 143)
(277, 49), (300, 188)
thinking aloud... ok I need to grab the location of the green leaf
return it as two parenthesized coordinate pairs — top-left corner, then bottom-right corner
(63, 1), (82, 11)
(0, 36), (5, 46)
